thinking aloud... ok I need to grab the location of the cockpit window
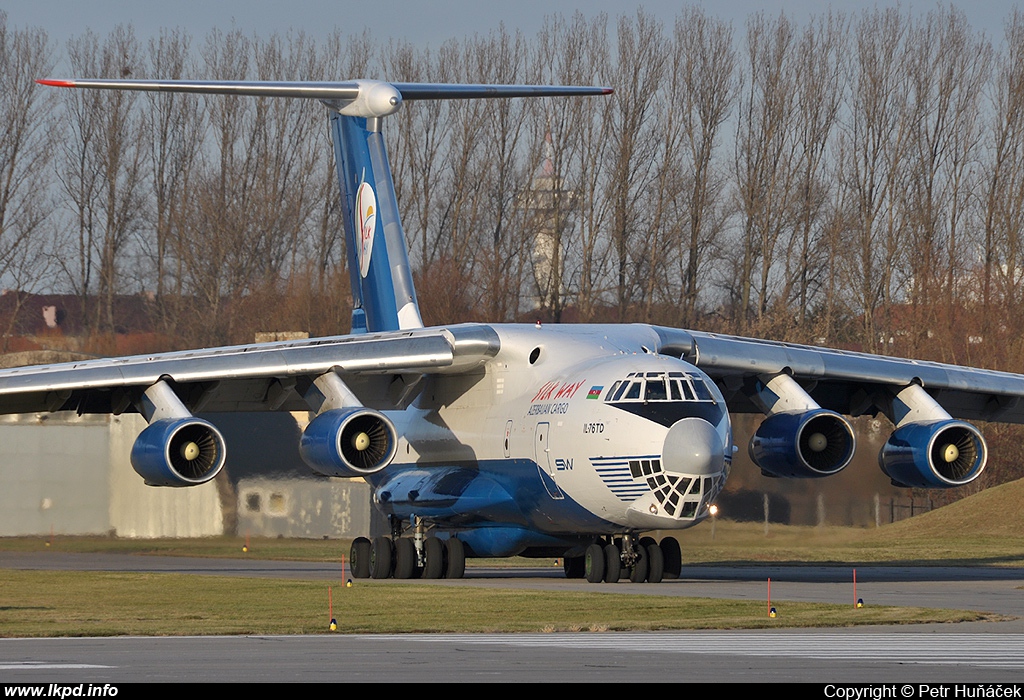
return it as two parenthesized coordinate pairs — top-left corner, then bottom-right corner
(605, 372), (715, 404)
(645, 380), (667, 401)
(692, 379), (714, 401)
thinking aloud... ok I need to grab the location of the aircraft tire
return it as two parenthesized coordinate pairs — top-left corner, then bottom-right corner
(629, 544), (648, 583)
(660, 537), (682, 579)
(445, 537), (466, 579)
(422, 536), (445, 579)
(603, 543), (621, 583)
(584, 543), (604, 583)
(646, 542), (664, 583)
(350, 537), (371, 579)
(563, 556), (585, 578)
(393, 538), (418, 579)
(369, 536), (393, 579)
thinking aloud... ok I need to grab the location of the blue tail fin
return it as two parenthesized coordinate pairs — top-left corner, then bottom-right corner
(330, 114), (422, 333)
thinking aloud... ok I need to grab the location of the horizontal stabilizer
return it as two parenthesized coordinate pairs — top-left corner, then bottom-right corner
(391, 83), (613, 99)
(36, 79), (612, 118)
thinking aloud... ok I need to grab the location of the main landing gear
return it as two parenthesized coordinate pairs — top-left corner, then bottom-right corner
(349, 520), (466, 580)
(566, 535), (682, 584)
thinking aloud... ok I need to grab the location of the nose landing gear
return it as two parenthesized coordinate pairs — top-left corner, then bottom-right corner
(576, 535), (677, 583)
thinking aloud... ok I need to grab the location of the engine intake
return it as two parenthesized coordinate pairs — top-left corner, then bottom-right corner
(300, 407), (398, 478)
(879, 420), (987, 488)
(130, 417), (227, 487)
(749, 409), (855, 478)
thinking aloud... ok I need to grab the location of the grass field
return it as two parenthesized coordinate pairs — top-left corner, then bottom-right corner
(0, 570), (992, 637)
(1, 479), (1021, 637)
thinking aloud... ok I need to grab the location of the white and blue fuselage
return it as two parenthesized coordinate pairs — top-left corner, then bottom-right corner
(374, 324), (732, 557)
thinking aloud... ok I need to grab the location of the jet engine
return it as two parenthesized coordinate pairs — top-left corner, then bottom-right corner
(749, 409), (856, 478)
(130, 417), (227, 487)
(879, 420), (987, 488)
(299, 407), (398, 478)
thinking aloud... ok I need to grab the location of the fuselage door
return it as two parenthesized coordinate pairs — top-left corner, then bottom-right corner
(534, 421), (564, 500)
(535, 421), (551, 472)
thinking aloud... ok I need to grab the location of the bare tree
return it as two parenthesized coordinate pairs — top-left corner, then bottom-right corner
(0, 14), (56, 348)
(56, 27), (146, 338)
(474, 27), (535, 321)
(980, 10), (1024, 363)
(730, 13), (800, 333)
(673, 8), (736, 328)
(173, 29), (253, 343)
(143, 28), (204, 336)
(838, 8), (913, 353)
(178, 30), (326, 344)
(779, 13), (846, 336)
(902, 8), (991, 360)
(602, 11), (666, 321)
(529, 13), (613, 322)
(383, 41), (454, 275)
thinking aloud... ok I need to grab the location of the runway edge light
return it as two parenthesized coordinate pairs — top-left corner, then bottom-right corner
(328, 586), (335, 631)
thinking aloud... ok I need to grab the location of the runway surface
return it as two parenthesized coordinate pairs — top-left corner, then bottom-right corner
(2, 552), (1024, 682)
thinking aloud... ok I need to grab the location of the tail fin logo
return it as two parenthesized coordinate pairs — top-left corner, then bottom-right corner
(355, 182), (377, 278)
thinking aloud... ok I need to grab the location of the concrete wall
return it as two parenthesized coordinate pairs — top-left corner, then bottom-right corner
(0, 412), (222, 537)
(0, 411), (372, 539)
(0, 414), (110, 535)
(236, 477), (372, 539)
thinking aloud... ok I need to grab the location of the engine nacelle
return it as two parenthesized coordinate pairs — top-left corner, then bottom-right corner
(300, 407), (398, 478)
(749, 409), (855, 478)
(879, 420), (987, 488)
(130, 417), (227, 487)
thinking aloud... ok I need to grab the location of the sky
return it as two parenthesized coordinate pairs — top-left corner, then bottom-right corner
(4, 0), (1023, 60)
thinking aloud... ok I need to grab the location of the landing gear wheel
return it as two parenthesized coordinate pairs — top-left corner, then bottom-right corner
(445, 537), (466, 579)
(660, 537), (682, 579)
(369, 536), (393, 579)
(584, 543), (605, 583)
(422, 536), (446, 579)
(393, 537), (418, 579)
(350, 537), (371, 579)
(563, 556), (585, 579)
(645, 542), (664, 583)
(603, 543), (621, 583)
(629, 544), (648, 583)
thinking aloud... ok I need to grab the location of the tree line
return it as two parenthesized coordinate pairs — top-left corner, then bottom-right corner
(4, 6), (1024, 377)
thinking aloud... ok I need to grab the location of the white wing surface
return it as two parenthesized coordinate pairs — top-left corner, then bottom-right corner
(0, 325), (499, 415)
(654, 326), (1024, 423)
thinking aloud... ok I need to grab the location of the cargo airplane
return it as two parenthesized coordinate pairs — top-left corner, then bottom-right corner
(6, 77), (1024, 583)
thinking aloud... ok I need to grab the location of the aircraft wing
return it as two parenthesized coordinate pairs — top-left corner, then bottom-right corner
(653, 326), (1024, 424)
(0, 325), (499, 416)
